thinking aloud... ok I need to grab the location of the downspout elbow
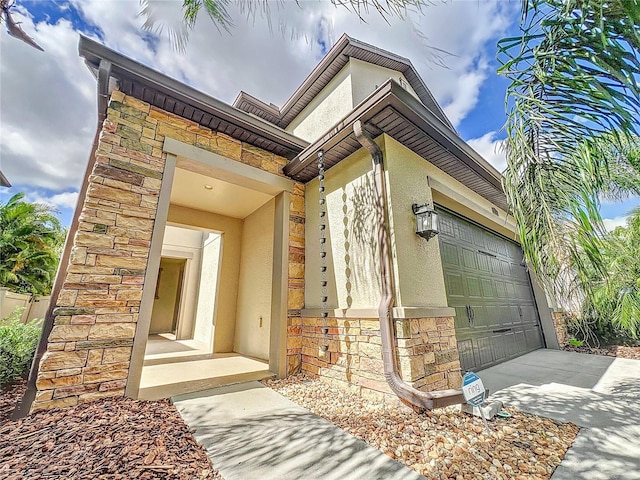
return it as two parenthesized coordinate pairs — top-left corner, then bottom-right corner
(353, 121), (463, 411)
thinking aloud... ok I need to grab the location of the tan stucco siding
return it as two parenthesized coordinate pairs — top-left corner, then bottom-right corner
(305, 146), (385, 310)
(167, 204), (243, 353)
(234, 198), (275, 360)
(192, 233), (221, 347)
(383, 136), (449, 308)
(384, 135), (515, 235)
(286, 64), (353, 143)
(349, 58), (419, 106)
(159, 225), (204, 340)
(382, 135), (520, 307)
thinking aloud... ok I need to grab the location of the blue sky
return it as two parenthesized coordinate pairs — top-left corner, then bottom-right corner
(0, 0), (637, 229)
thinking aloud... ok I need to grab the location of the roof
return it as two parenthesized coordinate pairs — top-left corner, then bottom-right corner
(233, 34), (455, 131)
(0, 170), (10, 187)
(79, 36), (308, 160)
(78, 36), (505, 211)
(284, 79), (507, 211)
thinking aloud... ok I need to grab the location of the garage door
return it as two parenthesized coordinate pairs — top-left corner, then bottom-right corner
(437, 209), (544, 372)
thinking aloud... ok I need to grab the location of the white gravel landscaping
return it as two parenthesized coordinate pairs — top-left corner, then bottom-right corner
(264, 375), (579, 480)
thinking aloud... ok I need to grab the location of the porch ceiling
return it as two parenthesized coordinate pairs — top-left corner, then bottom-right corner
(170, 168), (273, 219)
(283, 80), (508, 212)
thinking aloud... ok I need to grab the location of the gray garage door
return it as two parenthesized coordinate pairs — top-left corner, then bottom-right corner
(437, 209), (545, 372)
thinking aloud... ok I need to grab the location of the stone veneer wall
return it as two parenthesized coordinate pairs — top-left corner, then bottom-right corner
(551, 311), (569, 347)
(31, 89), (305, 412)
(300, 316), (462, 401)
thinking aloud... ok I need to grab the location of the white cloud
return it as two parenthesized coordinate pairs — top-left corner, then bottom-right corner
(0, 0), (516, 222)
(603, 216), (628, 232)
(0, 7), (96, 191)
(467, 131), (507, 173)
(45, 191), (79, 209)
(23, 190), (79, 211)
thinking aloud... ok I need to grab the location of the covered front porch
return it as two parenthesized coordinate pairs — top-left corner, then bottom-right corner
(138, 334), (272, 400)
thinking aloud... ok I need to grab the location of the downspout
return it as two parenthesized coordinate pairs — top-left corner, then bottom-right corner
(13, 59), (113, 419)
(353, 120), (464, 411)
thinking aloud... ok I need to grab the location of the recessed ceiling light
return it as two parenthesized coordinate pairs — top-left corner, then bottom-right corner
(203, 185), (213, 190)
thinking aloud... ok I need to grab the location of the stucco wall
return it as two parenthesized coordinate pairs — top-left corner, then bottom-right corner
(286, 64), (353, 143)
(193, 233), (221, 347)
(159, 225), (204, 340)
(305, 134), (519, 311)
(305, 146), (384, 310)
(286, 59), (420, 145)
(349, 58), (419, 106)
(234, 198), (275, 360)
(383, 135), (448, 308)
(167, 205), (243, 353)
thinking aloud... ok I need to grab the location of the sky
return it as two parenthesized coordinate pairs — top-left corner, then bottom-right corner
(0, 0), (637, 229)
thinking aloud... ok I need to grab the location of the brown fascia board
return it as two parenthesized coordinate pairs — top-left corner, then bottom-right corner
(233, 33), (455, 131)
(284, 79), (503, 193)
(78, 35), (308, 154)
(0, 170), (10, 187)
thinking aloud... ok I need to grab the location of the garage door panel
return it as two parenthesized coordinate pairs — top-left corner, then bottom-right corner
(439, 209), (544, 372)
(457, 339), (475, 372)
(492, 333), (507, 361)
(441, 242), (460, 266)
(475, 337), (493, 367)
(462, 248), (477, 269)
(445, 272), (466, 297)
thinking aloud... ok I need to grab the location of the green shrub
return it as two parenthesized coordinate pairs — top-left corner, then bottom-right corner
(0, 308), (43, 386)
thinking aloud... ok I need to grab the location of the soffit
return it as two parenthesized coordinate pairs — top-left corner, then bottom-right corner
(79, 36), (308, 160)
(283, 80), (508, 212)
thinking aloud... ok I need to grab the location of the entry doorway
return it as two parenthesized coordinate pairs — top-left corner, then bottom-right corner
(149, 257), (186, 336)
(128, 142), (294, 401)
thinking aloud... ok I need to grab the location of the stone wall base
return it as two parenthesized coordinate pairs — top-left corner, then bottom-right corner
(552, 311), (569, 347)
(299, 316), (462, 403)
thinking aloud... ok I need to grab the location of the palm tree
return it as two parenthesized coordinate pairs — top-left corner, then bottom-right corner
(497, 0), (640, 303)
(139, 0), (424, 50)
(0, 193), (65, 295)
(581, 209), (640, 340)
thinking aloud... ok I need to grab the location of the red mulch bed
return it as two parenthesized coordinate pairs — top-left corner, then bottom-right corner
(563, 344), (640, 360)
(0, 381), (26, 425)
(0, 382), (222, 479)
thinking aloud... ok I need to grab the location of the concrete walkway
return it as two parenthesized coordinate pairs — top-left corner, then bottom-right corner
(173, 382), (424, 480)
(480, 349), (640, 480)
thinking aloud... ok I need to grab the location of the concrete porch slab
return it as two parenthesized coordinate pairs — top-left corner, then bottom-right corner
(139, 355), (273, 400)
(173, 381), (424, 480)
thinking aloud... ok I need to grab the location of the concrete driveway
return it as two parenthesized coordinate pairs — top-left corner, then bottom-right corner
(479, 349), (640, 480)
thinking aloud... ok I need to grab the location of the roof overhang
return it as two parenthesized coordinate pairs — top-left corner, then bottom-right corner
(284, 79), (507, 211)
(79, 36), (308, 160)
(0, 170), (10, 187)
(233, 34), (455, 131)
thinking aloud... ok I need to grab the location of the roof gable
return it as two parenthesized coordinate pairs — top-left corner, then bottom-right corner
(233, 34), (455, 132)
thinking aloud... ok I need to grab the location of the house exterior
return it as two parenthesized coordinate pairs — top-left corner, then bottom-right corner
(18, 34), (560, 415)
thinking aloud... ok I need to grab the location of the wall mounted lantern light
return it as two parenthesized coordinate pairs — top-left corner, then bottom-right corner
(412, 203), (439, 240)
